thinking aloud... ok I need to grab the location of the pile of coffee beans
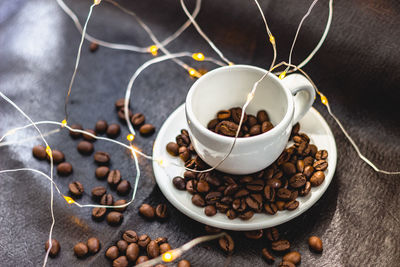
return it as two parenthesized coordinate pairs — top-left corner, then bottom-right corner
(105, 230), (191, 267)
(139, 203), (169, 220)
(73, 237), (101, 258)
(168, 123), (328, 220)
(207, 107), (274, 137)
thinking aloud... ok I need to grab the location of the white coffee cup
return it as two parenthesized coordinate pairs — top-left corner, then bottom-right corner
(185, 65), (315, 175)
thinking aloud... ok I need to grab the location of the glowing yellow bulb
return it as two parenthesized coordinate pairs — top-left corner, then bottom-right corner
(94, 0), (101, 5)
(228, 62), (235, 66)
(279, 71), (287, 80)
(162, 252), (173, 262)
(148, 45), (158, 56)
(192, 53), (205, 61)
(320, 94), (328, 105)
(127, 134), (135, 142)
(61, 119), (67, 127)
(63, 196), (75, 204)
(269, 35), (275, 45)
(46, 146), (52, 158)
(188, 68), (201, 78)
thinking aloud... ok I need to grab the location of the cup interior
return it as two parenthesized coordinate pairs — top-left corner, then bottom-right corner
(188, 65), (289, 133)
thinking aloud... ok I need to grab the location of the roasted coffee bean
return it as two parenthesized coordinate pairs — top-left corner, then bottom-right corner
(107, 170), (121, 187)
(138, 234), (151, 248)
(184, 171), (197, 180)
(303, 165), (314, 178)
(315, 150), (328, 160)
(216, 202), (229, 213)
(239, 210), (254, 220)
(69, 124), (83, 139)
(74, 242), (88, 258)
(217, 109), (231, 120)
(131, 113), (145, 127)
(205, 174), (221, 187)
(264, 185), (275, 201)
(95, 120), (108, 134)
(122, 230), (138, 243)
(107, 124), (121, 138)
(261, 121), (274, 133)
(159, 243), (172, 254)
(117, 180), (131, 196)
(166, 142), (179, 156)
(87, 237), (100, 254)
(107, 211), (123, 226)
(155, 204), (168, 219)
(92, 207), (106, 221)
(204, 205), (217, 216)
(69, 181), (84, 196)
(257, 110), (269, 123)
(283, 251), (301, 265)
(264, 202), (278, 215)
(95, 166), (109, 179)
(217, 121), (239, 137)
(173, 176), (186, 190)
(247, 179), (265, 191)
(114, 199), (127, 212)
(118, 107), (133, 121)
(136, 256), (149, 265)
(296, 160), (305, 173)
(231, 107), (247, 124)
(94, 151), (110, 165)
(226, 209), (237, 219)
(289, 173), (306, 188)
(285, 200), (299, 210)
(309, 144), (318, 157)
(154, 237), (168, 245)
(207, 118), (219, 130)
(33, 145), (47, 160)
(282, 162), (296, 176)
(192, 194), (205, 207)
(277, 188), (292, 200)
(279, 261), (296, 267)
(89, 42), (98, 52)
(91, 186), (106, 199)
(290, 190), (298, 201)
(48, 149), (65, 164)
(126, 243), (139, 262)
(262, 248), (275, 263)
(57, 162), (73, 176)
(147, 240), (160, 258)
(277, 150), (290, 166)
(232, 198), (246, 212)
(204, 225), (222, 234)
(139, 204), (155, 219)
(205, 191), (222, 204)
(299, 181), (311, 196)
(113, 256), (128, 267)
(303, 156), (314, 166)
(219, 234), (234, 254)
(313, 160), (328, 171)
(117, 240), (128, 253)
(244, 229), (263, 240)
(249, 124), (261, 136)
(186, 180), (196, 194)
(272, 170), (283, 180)
(179, 146), (190, 162)
(308, 236), (323, 252)
(115, 99), (126, 110)
(245, 115), (257, 127)
(276, 201), (286, 211)
(310, 171), (325, 186)
(246, 194), (263, 212)
(197, 180), (210, 193)
(45, 239), (60, 257)
(106, 246), (119, 260)
(266, 227), (280, 241)
(178, 260), (191, 267)
(224, 184), (239, 196)
(271, 240), (290, 252)
(267, 178), (282, 189)
(234, 188), (249, 198)
(83, 129), (96, 142)
(176, 134), (190, 147)
(77, 141), (94, 155)
(139, 124), (155, 135)
(100, 194), (113, 205)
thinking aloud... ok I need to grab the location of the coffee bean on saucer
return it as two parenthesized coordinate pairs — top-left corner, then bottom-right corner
(262, 248), (275, 263)
(117, 180), (131, 196)
(74, 242), (88, 258)
(87, 237), (100, 254)
(139, 124), (155, 136)
(310, 171), (325, 186)
(57, 162), (73, 176)
(178, 147), (190, 162)
(107, 211), (123, 226)
(155, 204), (168, 219)
(47, 149), (64, 164)
(33, 145), (47, 160)
(239, 210), (254, 220)
(176, 134), (190, 147)
(94, 151), (110, 165)
(136, 256), (149, 265)
(77, 141), (94, 155)
(105, 246), (119, 260)
(95, 120), (108, 134)
(219, 234), (234, 254)
(92, 207), (106, 221)
(89, 42), (98, 52)
(45, 239), (60, 257)
(147, 240), (160, 258)
(131, 113), (145, 127)
(83, 129), (96, 142)
(123, 230), (138, 243)
(115, 99), (126, 110)
(315, 150), (328, 160)
(284, 200), (299, 210)
(279, 261), (296, 267)
(113, 256), (128, 267)
(108, 170), (121, 187)
(107, 124), (121, 138)
(69, 124), (83, 139)
(95, 166), (109, 179)
(271, 240), (290, 252)
(166, 142), (179, 156)
(69, 181), (84, 197)
(313, 160), (328, 171)
(100, 193), (113, 205)
(92, 186), (106, 199)
(118, 107), (133, 121)
(192, 194), (205, 207)
(204, 205), (217, 216)
(114, 199), (127, 212)
(138, 234), (151, 248)
(283, 251), (301, 265)
(139, 204), (155, 219)
(178, 260), (191, 267)
(308, 236), (323, 252)
(126, 243), (140, 262)
(117, 240), (128, 253)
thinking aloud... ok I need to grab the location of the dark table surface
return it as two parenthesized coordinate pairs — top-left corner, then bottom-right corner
(0, 0), (399, 266)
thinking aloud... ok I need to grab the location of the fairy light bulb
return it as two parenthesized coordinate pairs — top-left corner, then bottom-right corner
(63, 196), (75, 204)
(269, 35), (276, 45)
(279, 71), (287, 80)
(127, 134), (135, 142)
(61, 119), (67, 127)
(228, 62), (235, 66)
(162, 250), (180, 262)
(320, 94), (328, 105)
(192, 53), (205, 61)
(188, 68), (201, 78)
(148, 45), (158, 56)
(94, 0), (101, 5)
(45, 146), (52, 158)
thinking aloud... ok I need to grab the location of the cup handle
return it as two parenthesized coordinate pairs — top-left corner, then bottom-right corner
(281, 73), (315, 125)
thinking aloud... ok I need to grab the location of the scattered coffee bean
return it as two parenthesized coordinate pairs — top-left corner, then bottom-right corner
(77, 141), (94, 155)
(48, 149), (65, 164)
(115, 99), (126, 110)
(113, 256), (128, 267)
(69, 124), (83, 139)
(95, 166), (109, 179)
(92, 207), (106, 221)
(166, 142), (179, 156)
(94, 151), (110, 165)
(139, 124), (155, 136)
(310, 171), (325, 186)
(139, 204), (155, 219)
(173, 176), (186, 190)
(117, 107), (133, 121)
(262, 248), (275, 263)
(122, 230), (138, 243)
(45, 239), (60, 257)
(178, 259), (191, 267)
(283, 251), (301, 265)
(100, 193), (113, 205)
(107, 211), (123, 226)
(69, 181), (84, 197)
(159, 243), (172, 254)
(136, 256), (149, 265)
(279, 261), (296, 267)
(313, 159), (328, 171)
(155, 204), (168, 219)
(117, 180), (131, 196)
(138, 234), (151, 248)
(315, 150), (328, 160)
(91, 186), (106, 199)
(147, 240), (160, 258)
(308, 236), (323, 253)
(126, 243), (140, 262)
(114, 199), (127, 212)
(83, 129), (96, 142)
(244, 229), (263, 240)
(107, 124), (121, 138)
(74, 242), (88, 258)
(106, 245), (119, 260)
(108, 170), (121, 187)
(271, 240), (290, 252)
(131, 113), (145, 127)
(89, 42), (98, 52)
(33, 145), (47, 160)
(117, 240), (128, 253)
(87, 237), (100, 254)
(57, 162), (73, 176)
(219, 234), (234, 254)
(95, 120), (108, 134)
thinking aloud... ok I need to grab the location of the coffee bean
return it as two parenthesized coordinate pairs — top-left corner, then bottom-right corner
(117, 180), (131, 196)
(107, 211), (123, 226)
(246, 115), (258, 127)
(226, 209), (237, 219)
(45, 239), (60, 257)
(117, 240), (128, 253)
(246, 194), (263, 212)
(106, 124), (121, 138)
(296, 160), (305, 172)
(154, 237), (167, 245)
(246, 179), (264, 191)
(147, 240), (160, 258)
(262, 248), (275, 263)
(204, 205), (217, 216)
(275, 201), (286, 211)
(271, 240), (290, 252)
(289, 173), (306, 188)
(155, 204), (168, 219)
(33, 145), (47, 160)
(48, 149), (65, 164)
(231, 107), (247, 124)
(277, 188), (292, 200)
(216, 121), (238, 137)
(264, 202), (278, 215)
(121, 230), (138, 244)
(139, 204), (155, 219)
(82, 129), (96, 142)
(91, 186), (106, 199)
(239, 210), (254, 220)
(315, 150), (328, 160)
(290, 190), (298, 201)
(178, 259), (191, 267)
(136, 256), (149, 265)
(131, 113), (145, 127)
(108, 170), (121, 187)
(257, 110), (269, 123)
(179, 146), (190, 162)
(100, 193), (113, 205)
(186, 180), (196, 194)
(113, 256), (128, 267)
(118, 107), (133, 121)
(197, 180), (210, 193)
(219, 234), (234, 254)
(77, 141), (94, 155)
(266, 227), (280, 241)
(279, 261), (296, 267)
(192, 194), (205, 207)
(74, 242), (88, 258)
(217, 109), (231, 120)
(303, 156), (314, 166)
(244, 229), (263, 240)
(94, 151), (110, 165)
(234, 188), (249, 198)
(115, 99), (126, 110)
(299, 181), (311, 196)
(89, 42), (98, 52)
(159, 243), (172, 254)
(172, 176), (186, 190)
(264, 185), (275, 201)
(313, 159), (328, 171)
(95, 166), (109, 179)
(249, 124), (261, 136)
(114, 199), (127, 212)
(282, 162), (296, 176)
(283, 251), (301, 265)
(310, 171), (325, 186)
(95, 120), (108, 134)
(284, 200), (299, 210)
(308, 236), (323, 252)
(261, 121), (274, 133)
(207, 118), (219, 130)
(166, 142), (179, 156)
(139, 124), (155, 136)
(106, 246), (119, 260)
(69, 124), (83, 139)
(267, 178), (282, 189)
(303, 165), (314, 178)
(138, 234), (151, 248)
(87, 237), (100, 254)
(204, 225), (222, 234)
(126, 243), (139, 262)
(69, 181), (84, 196)
(232, 198), (246, 212)
(205, 191), (222, 204)
(57, 162), (73, 176)
(92, 207), (106, 221)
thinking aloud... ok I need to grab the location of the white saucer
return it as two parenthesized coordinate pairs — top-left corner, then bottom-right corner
(152, 104), (337, 231)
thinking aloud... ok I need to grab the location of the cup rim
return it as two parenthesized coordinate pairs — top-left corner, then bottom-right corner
(185, 64), (294, 144)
